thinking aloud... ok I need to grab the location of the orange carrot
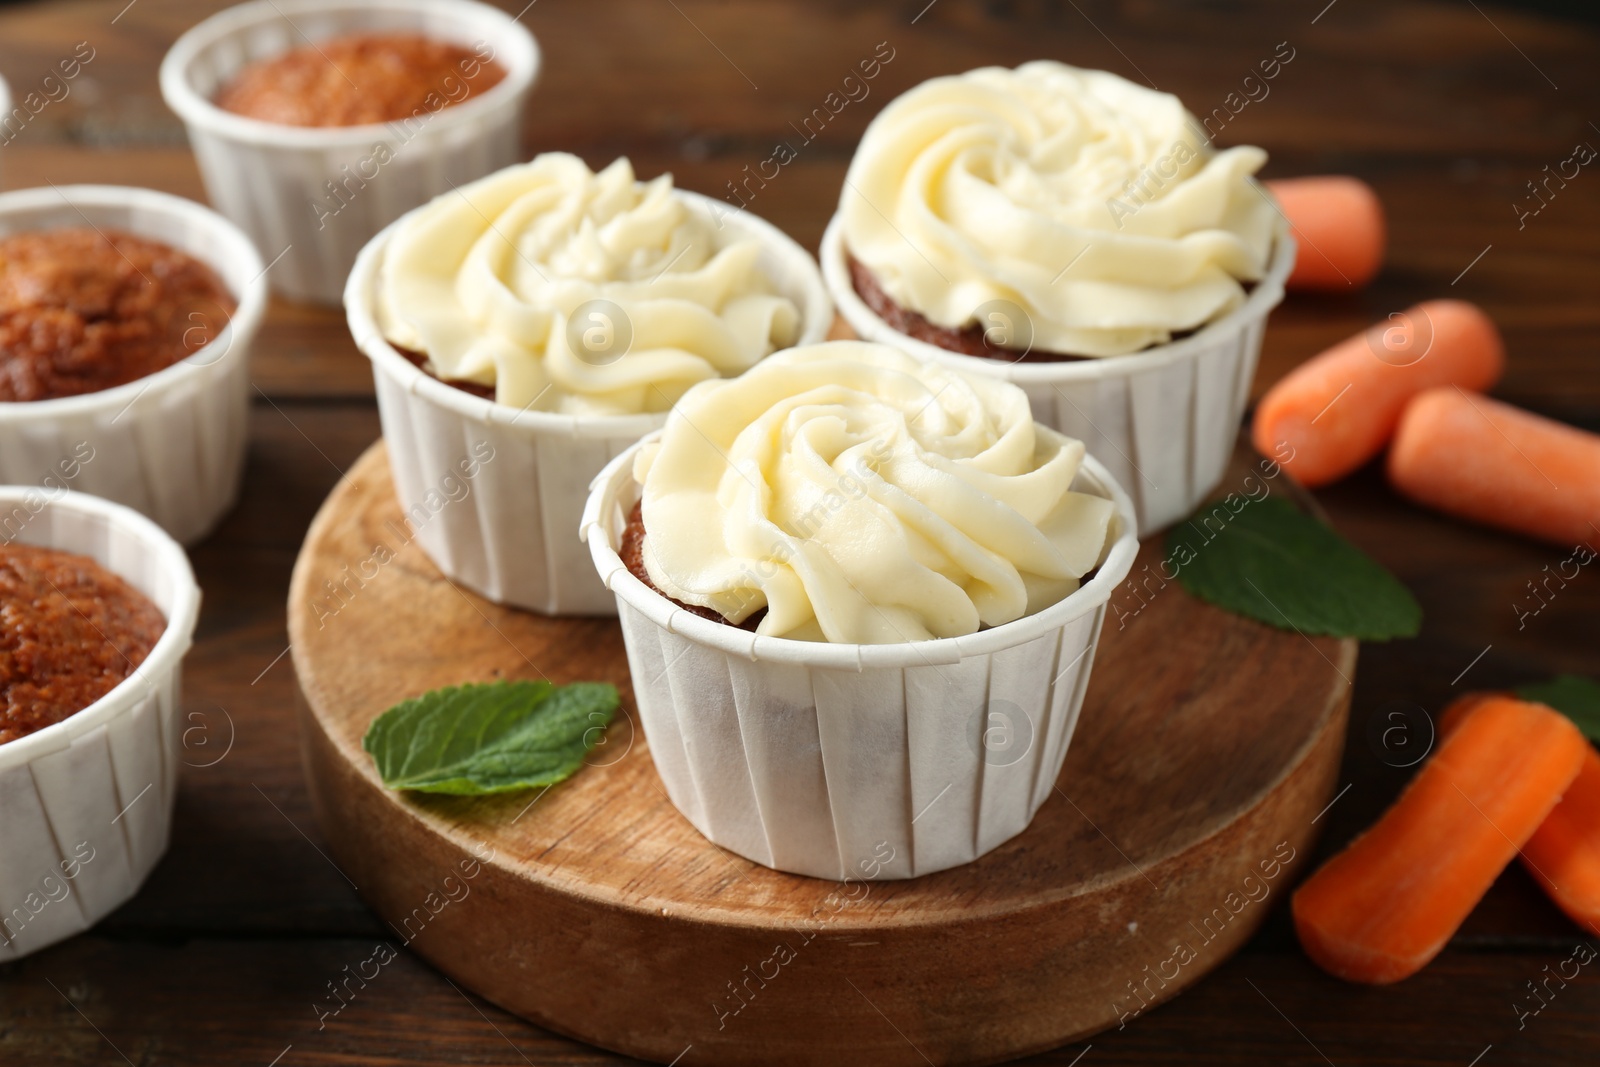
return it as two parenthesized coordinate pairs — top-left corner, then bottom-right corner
(1435, 690), (1507, 739)
(1253, 300), (1504, 487)
(1293, 696), (1586, 984)
(1267, 176), (1386, 291)
(1389, 388), (1600, 546)
(1439, 690), (1600, 937)
(1521, 747), (1600, 937)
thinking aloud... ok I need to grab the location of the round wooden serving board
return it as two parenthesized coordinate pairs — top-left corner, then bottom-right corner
(290, 439), (1355, 1067)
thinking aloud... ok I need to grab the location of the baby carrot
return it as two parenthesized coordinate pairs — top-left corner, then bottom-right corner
(1435, 690), (1506, 738)
(1520, 746), (1600, 937)
(1266, 176), (1386, 291)
(1439, 690), (1600, 937)
(1253, 300), (1504, 487)
(1293, 696), (1586, 984)
(1389, 389), (1600, 546)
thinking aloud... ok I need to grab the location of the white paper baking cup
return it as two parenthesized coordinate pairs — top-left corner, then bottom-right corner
(582, 434), (1140, 880)
(823, 216), (1295, 535)
(0, 488), (200, 961)
(161, 0), (540, 305)
(0, 185), (267, 545)
(346, 190), (834, 616)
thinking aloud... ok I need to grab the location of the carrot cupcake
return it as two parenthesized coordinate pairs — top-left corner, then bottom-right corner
(822, 61), (1294, 532)
(584, 341), (1138, 878)
(161, 0), (540, 303)
(0, 487), (199, 961)
(0, 185), (266, 545)
(347, 154), (832, 615)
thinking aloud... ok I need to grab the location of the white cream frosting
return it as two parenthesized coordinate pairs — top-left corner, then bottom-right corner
(634, 341), (1117, 644)
(376, 154), (801, 415)
(840, 61), (1279, 357)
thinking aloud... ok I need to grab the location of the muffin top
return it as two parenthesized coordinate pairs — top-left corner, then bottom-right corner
(840, 61), (1279, 357)
(214, 32), (504, 127)
(0, 227), (234, 403)
(376, 154), (802, 416)
(632, 341), (1117, 644)
(1, 543), (166, 744)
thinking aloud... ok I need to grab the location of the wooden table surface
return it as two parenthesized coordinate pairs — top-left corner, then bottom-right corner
(1, 1), (1597, 1064)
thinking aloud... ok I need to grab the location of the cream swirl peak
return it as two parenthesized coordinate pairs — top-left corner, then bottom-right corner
(376, 154), (801, 414)
(634, 341), (1117, 643)
(840, 61), (1280, 357)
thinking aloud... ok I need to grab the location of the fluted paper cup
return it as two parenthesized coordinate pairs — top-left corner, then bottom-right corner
(0, 185), (266, 545)
(0, 488), (200, 961)
(346, 190), (834, 616)
(161, 0), (540, 305)
(582, 434), (1139, 880)
(823, 216), (1294, 535)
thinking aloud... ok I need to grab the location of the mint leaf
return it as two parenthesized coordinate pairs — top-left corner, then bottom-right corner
(1164, 497), (1421, 641)
(362, 680), (618, 795)
(1516, 675), (1600, 743)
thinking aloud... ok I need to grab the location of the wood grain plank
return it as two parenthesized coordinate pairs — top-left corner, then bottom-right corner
(2, 0), (1595, 159)
(6, 936), (1595, 1065)
(94, 403), (384, 937)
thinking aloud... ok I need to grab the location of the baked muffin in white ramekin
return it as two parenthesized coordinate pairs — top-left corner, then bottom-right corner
(0, 487), (199, 960)
(161, 0), (540, 304)
(0, 185), (266, 545)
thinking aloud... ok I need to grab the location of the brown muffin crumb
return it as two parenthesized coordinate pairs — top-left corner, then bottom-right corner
(848, 255), (1223, 362)
(215, 33), (506, 128)
(1, 543), (166, 744)
(620, 501), (764, 631)
(0, 227), (235, 402)
(848, 255), (1088, 363)
(393, 343), (496, 401)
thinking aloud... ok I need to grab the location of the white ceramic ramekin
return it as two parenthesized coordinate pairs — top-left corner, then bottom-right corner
(0, 185), (266, 545)
(582, 433), (1140, 880)
(823, 216), (1295, 535)
(0, 487), (200, 961)
(346, 190), (834, 617)
(160, 0), (540, 305)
